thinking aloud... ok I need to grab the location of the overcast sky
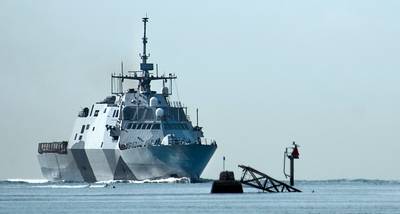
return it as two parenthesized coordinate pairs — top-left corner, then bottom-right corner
(1, 0), (399, 180)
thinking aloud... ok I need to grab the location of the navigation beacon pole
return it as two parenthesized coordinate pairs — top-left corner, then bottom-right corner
(284, 141), (300, 186)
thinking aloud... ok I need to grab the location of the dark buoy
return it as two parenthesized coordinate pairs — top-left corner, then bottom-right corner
(211, 171), (243, 193)
(211, 156), (243, 193)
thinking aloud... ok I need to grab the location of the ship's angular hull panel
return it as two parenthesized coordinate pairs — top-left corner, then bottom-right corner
(38, 149), (121, 182)
(70, 149), (97, 182)
(37, 144), (216, 182)
(120, 144), (217, 181)
(37, 152), (84, 182)
(114, 156), (137, 180)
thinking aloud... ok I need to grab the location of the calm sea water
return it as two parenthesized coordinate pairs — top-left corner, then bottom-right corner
(1, 178), (400, 214)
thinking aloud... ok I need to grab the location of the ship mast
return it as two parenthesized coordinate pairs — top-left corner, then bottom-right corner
(138, 16), (152, 92)
(141, 17), (150, 77)
(111, 17), (176, 94)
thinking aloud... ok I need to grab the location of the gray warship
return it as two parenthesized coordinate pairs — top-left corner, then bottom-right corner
(37, 17), (217, 182)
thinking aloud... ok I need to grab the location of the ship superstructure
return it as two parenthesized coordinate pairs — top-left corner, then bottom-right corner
(37, 17), (217, 182)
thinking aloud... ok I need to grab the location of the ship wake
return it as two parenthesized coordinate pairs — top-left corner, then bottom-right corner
(0, 177), (190, 187)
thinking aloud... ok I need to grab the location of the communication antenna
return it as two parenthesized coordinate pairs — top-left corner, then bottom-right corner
(196, 108), (199, 127)
(119, 61), (124, 93)
(169, 74), (173, 95)
(121, 61), (124, 82)
(156, 64), (159, 77)
(223, 156), (226, 171)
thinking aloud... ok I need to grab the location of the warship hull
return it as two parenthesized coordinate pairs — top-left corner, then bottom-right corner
(37, 17), (218, 183)
(37, 144), (216, 182)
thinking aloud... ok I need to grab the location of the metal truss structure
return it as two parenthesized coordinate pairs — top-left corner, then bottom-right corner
(238, 165), (301, 193)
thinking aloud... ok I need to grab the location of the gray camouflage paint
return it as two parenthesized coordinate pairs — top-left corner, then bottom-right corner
(37, 144), (216, 182)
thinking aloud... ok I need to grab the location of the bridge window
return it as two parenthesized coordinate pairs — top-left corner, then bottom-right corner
(151, 124), (160, 129)
(94, 110), (99, 117)
(80, 125), (85, 134)
(122, 106), (154, 121)
(162, 123), (188, 130)
(89, 105), (94, 116)
(126, 123), (133, 129)
(146, 124), (152, 129)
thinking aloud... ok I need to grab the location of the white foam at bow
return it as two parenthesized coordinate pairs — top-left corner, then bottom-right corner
(35, 184), (90, 188)
(4, 179), (49, 184)
(95, 177), (191, 184)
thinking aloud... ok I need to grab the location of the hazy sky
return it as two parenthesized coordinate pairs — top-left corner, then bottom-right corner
(1, 0), (400, 180)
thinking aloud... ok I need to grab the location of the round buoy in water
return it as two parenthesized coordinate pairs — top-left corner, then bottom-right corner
(211, 171), (243, 194)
